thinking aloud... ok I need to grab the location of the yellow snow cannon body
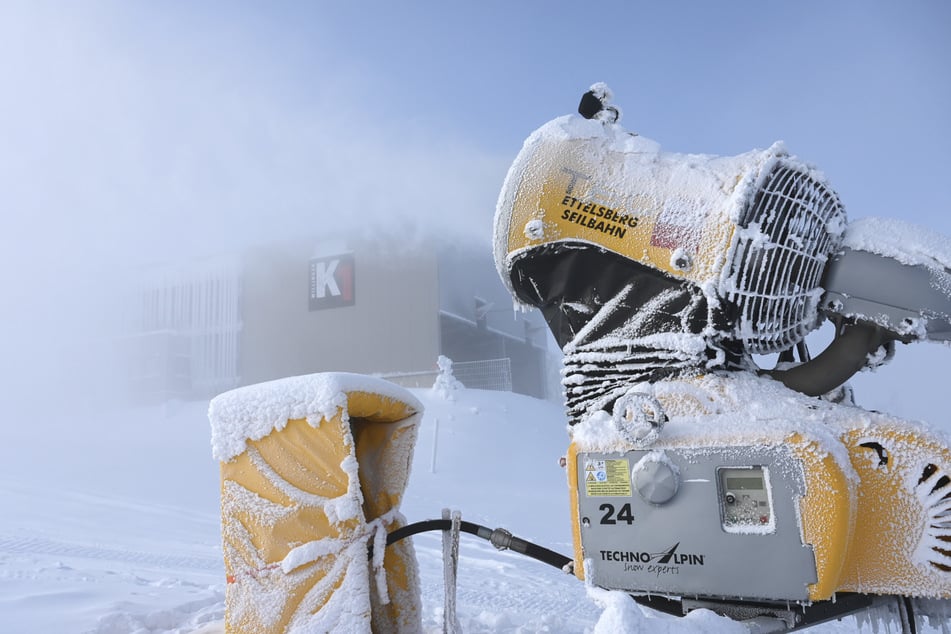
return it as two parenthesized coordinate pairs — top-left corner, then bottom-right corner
(564, 374), (951, 604)
(494, 85), (951, 626)
(209, 373), (423, 634)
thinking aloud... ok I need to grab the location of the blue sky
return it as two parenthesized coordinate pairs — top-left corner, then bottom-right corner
(246, 1), (951, 234)
(1, 1), (949, 422)
(4, 1), (949, 255)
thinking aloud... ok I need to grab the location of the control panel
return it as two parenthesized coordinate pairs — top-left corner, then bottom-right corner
(718, 466), (774, 532)
(574, 446), (816, 601)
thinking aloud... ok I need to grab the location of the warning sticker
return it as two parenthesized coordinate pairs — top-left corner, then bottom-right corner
(584, 458), (632, 497)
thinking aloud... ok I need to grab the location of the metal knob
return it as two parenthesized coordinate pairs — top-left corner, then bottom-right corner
(633, 454), (680, 505)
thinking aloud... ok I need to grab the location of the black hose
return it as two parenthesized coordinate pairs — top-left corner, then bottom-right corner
(767, 322), (892, 396)
(380, 518), (573, 572)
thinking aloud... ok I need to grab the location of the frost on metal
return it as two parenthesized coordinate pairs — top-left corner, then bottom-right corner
(493, 103), (847, 422)
(211, 372), (423, 633)
(571, 371), (951, 597)
(209, 371), (422, 463)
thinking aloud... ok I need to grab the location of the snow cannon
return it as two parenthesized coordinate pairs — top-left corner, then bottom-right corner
(208, 373), (423, 634)
(494, 84), (951, 626)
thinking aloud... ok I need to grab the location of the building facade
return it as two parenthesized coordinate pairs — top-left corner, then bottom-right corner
(126, 236), (555, 403)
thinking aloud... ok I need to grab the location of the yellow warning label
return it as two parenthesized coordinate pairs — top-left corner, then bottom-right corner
(584, 459), (632, 497)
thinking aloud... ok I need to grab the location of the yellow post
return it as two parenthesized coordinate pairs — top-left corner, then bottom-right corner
(209, 373), (423, 633)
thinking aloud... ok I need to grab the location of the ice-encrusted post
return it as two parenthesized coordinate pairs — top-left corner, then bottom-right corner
(432, 355), (464, 400)
(441, 508), (463, 634)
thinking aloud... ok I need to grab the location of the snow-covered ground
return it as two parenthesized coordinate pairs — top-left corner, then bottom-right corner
(0, 382), (946, 633)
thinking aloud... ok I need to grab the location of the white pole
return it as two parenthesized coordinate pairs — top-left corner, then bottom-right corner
(442, 508), (462, 634)
(431, 417), (439, 474)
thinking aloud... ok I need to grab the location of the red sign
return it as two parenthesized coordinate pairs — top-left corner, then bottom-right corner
(309, 254), (355, 310)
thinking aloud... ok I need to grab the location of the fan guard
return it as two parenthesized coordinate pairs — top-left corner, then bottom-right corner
(723, 163), (847, 354)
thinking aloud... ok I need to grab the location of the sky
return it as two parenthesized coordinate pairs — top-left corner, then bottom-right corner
(0, 2), (950, 440)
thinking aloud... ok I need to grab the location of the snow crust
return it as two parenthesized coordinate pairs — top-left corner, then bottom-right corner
(587, 585), (747, 634)
(631, 449), (680, 480)
(837, 217), (951, 340)
(208, 372), (422, 462)
(493, 110), (830, 307)
(845, 217), (951, 272)
(567, 371), (943, 476)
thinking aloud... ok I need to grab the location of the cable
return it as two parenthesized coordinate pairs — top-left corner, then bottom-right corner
(380, 518), (573, 573)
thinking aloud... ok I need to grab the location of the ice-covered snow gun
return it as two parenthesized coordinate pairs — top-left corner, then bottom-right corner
(493, 82), (951, 629)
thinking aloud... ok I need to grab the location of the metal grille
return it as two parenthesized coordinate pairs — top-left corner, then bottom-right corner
(127, 256), (242, 401)
(724, 163), (846, 354)
(916, 461), (951, 573)
(451, 358), (513, 392)
(382, 358), (514, 392)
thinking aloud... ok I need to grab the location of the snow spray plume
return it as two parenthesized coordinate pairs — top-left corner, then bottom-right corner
(0, 4), (503, 420)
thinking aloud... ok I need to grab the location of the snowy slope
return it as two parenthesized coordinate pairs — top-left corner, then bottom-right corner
(0, 384), (945, 633)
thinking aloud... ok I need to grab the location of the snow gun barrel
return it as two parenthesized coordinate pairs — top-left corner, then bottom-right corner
(822, 240), (951, 344)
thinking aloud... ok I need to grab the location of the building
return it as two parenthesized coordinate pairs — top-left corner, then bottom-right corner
(125, 235), (556, 403)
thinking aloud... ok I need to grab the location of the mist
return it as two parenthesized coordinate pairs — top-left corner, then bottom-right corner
(0, 3), (506, 423)
(0, 4), (512, 497)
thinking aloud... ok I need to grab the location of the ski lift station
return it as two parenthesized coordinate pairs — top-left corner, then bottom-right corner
(122, 236), (556, 404)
